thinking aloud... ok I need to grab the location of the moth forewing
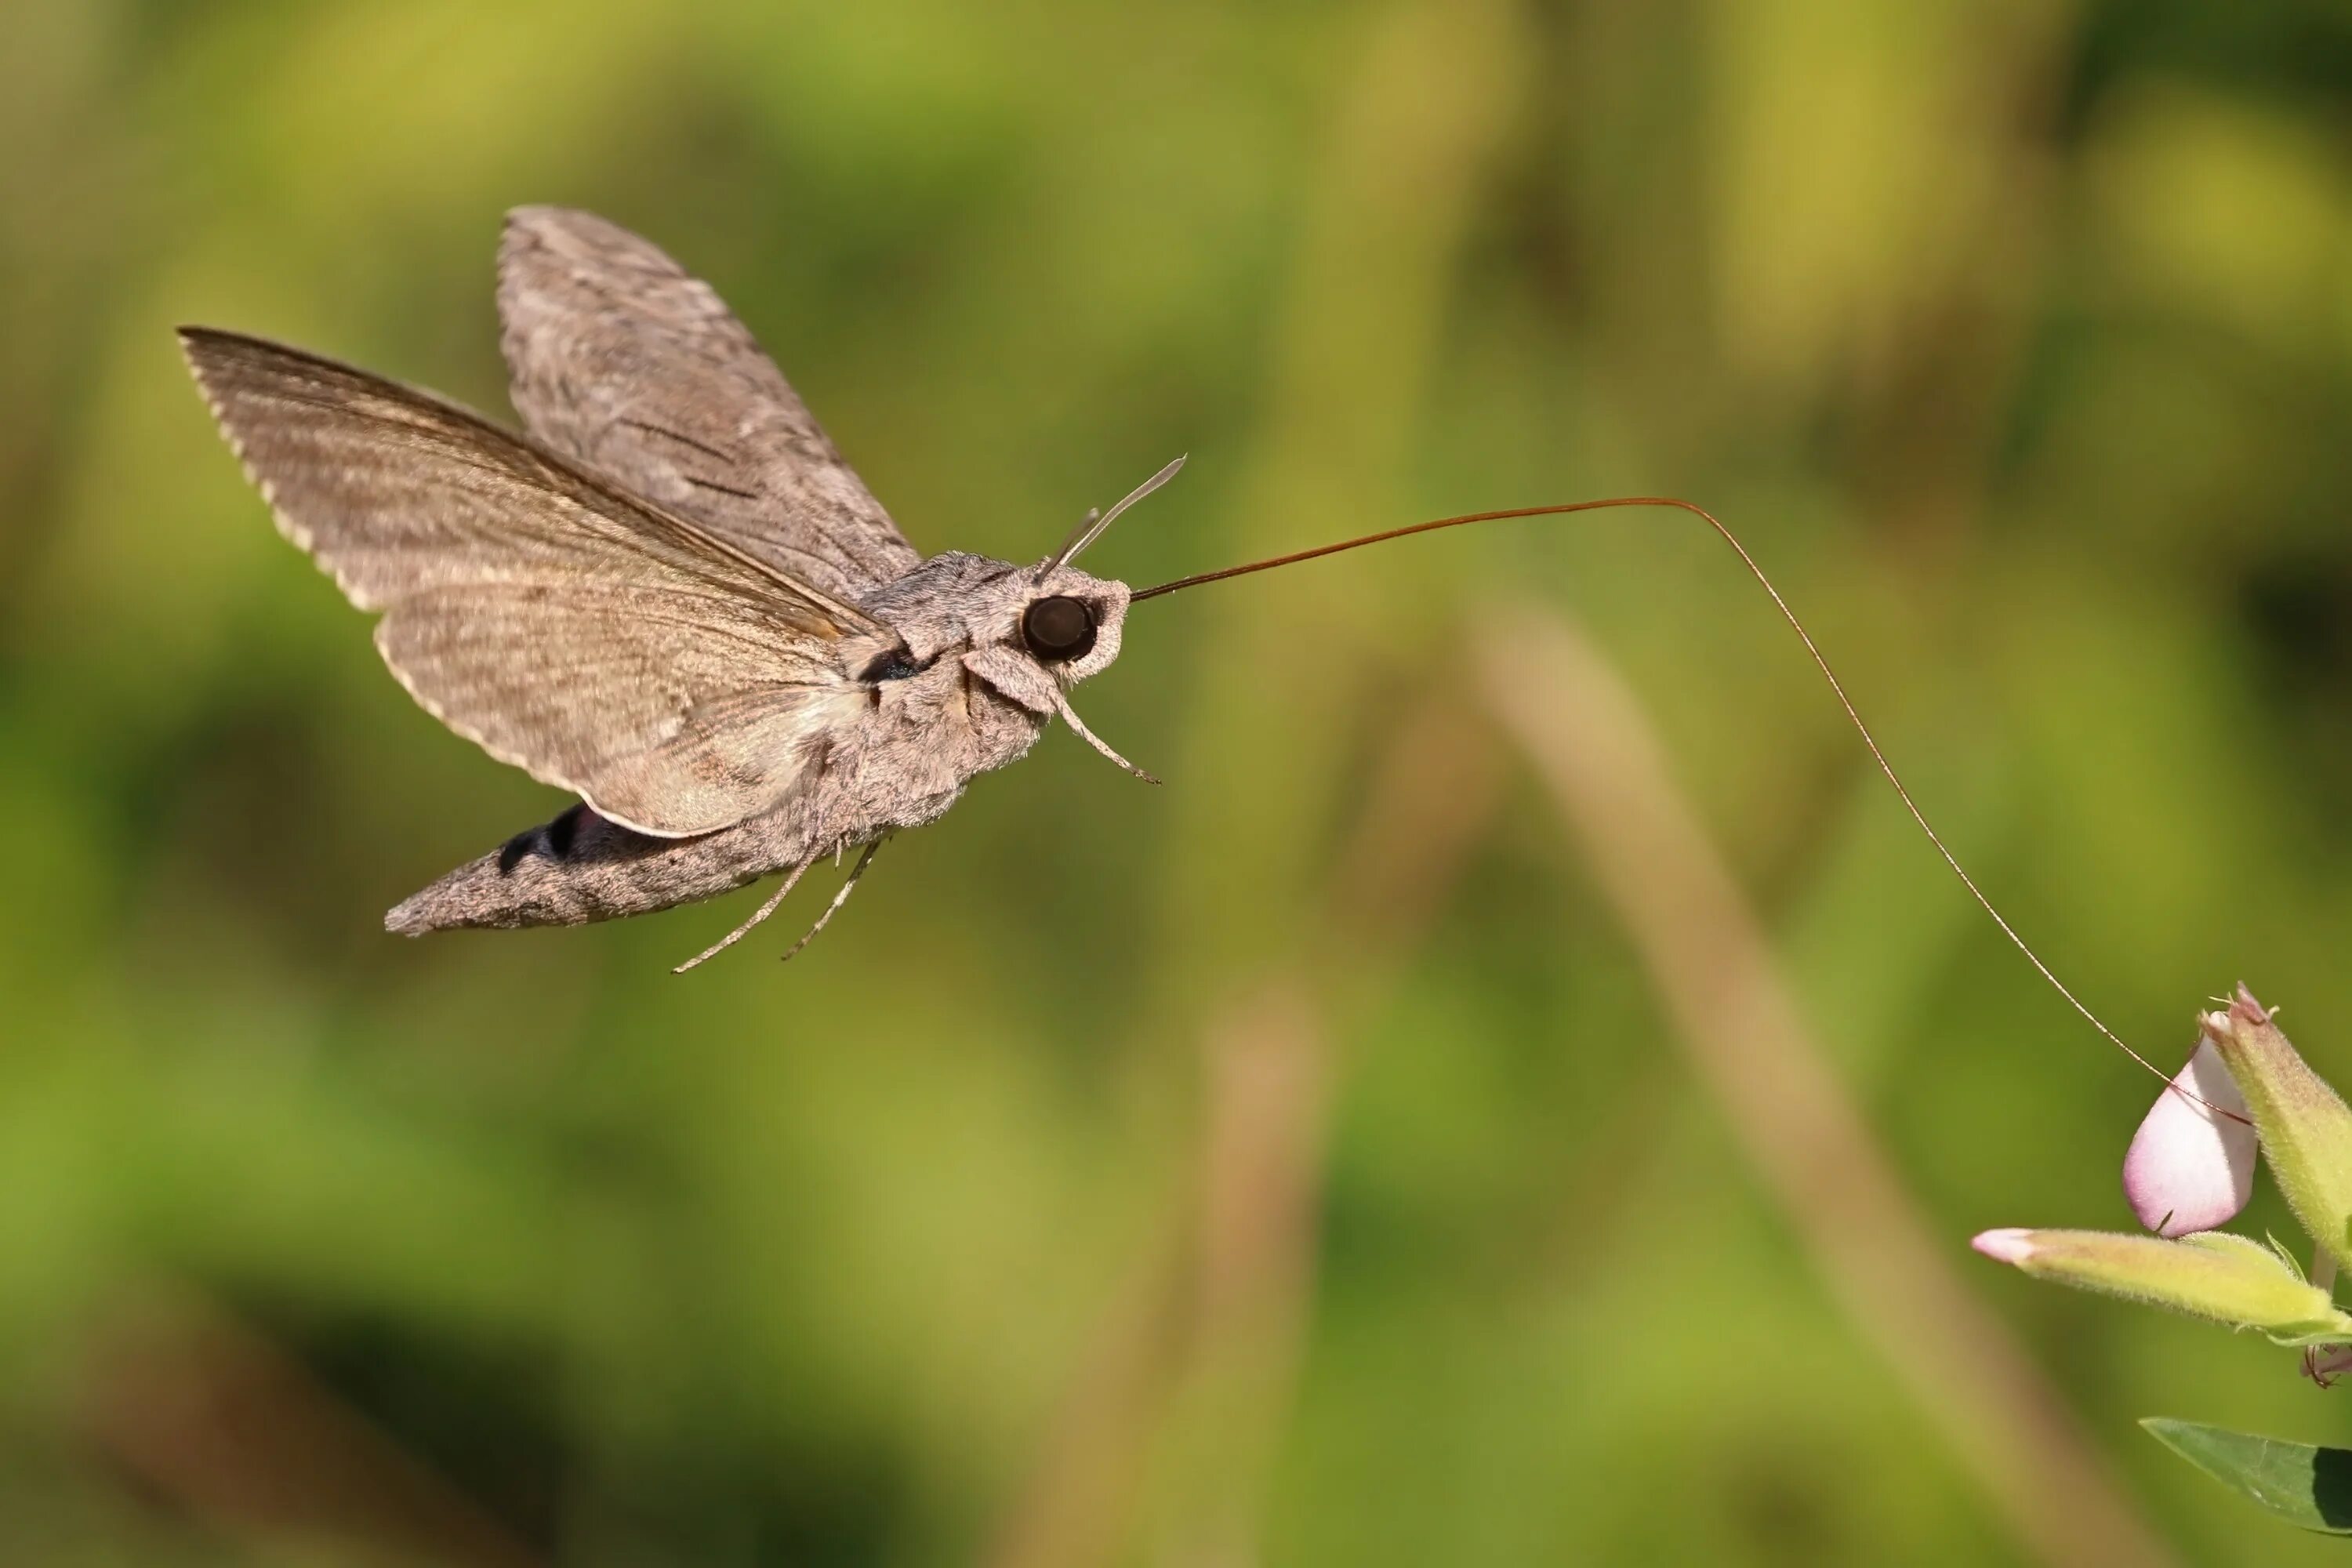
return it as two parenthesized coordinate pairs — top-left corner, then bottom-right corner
(179, 327), (880, 840)
(496, 205), (922, 601)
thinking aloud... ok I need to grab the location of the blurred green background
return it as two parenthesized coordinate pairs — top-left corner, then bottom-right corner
(9, 1), (2352, 1563)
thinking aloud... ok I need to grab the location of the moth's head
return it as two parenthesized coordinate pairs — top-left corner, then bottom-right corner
(990, 454), (1182, 689)
(1005, 564), (1129, 685)
(944, 559), (1152, 782)
(895, 459), (1179, 787)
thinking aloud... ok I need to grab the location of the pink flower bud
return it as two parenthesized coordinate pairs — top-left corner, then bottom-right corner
(2122, 1027), (2256, 1237)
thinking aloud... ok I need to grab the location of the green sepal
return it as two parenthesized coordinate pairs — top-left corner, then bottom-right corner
(2256, 1321), (2352, 1348)
(2262, 1232), (2308, 1282)
(2208, 990), (2352, 1274)
(1977, 1227), (2352, 1337)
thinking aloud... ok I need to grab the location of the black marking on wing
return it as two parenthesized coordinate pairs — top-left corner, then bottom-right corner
(614, 419), (763, 503)
(620, 417), (739, 465)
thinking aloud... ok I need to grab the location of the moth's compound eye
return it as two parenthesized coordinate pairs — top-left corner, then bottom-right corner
(1022, 595), (1097, 662)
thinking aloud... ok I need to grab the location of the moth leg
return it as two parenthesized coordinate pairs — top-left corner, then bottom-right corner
(673, 859), (812, 974)
(779, 837), (885, 964)
(1047, 687), (1160, 784)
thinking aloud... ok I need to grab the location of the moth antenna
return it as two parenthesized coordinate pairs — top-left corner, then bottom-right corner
(1051, 686), (1160, 784)
(1042, 508), (1101, 583)
(1038, 455), (1187, 581)
(1135, 495), (2216, 1105)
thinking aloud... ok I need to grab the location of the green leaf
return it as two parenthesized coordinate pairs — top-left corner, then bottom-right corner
(2143, 1419), (2352, 1534)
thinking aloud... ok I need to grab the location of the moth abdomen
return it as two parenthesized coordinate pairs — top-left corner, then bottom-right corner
(387, 808), (792, 935)
(495, 800), (590, 873)
(546, 801), (586, 857)
(495, 832), (530, 875)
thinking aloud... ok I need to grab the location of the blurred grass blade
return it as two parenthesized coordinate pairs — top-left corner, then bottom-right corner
(2141, 1419), (2352, 1534)
(1483, 608), (2178, 1568)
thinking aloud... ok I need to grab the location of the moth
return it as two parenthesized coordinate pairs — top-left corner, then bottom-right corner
(176, 206), (1944, 978)
(184, 208), (1215, 968)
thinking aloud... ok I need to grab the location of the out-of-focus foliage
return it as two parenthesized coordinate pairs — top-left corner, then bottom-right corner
(8, 2), (2352, 1563)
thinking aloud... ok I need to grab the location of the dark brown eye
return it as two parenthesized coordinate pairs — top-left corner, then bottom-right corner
(1022, 595), (1097, 662)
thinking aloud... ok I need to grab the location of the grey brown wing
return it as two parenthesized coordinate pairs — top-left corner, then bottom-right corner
(497, 205), (920, 601)
(181, 327), (882, 839)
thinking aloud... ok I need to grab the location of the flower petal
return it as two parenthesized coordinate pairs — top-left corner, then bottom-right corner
(2123, 1033), (2256, 1236)
(1972, 1228), (2036, 1265)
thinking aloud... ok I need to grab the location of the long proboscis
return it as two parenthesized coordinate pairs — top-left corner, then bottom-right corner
(1135, 495), (2200, 1099)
